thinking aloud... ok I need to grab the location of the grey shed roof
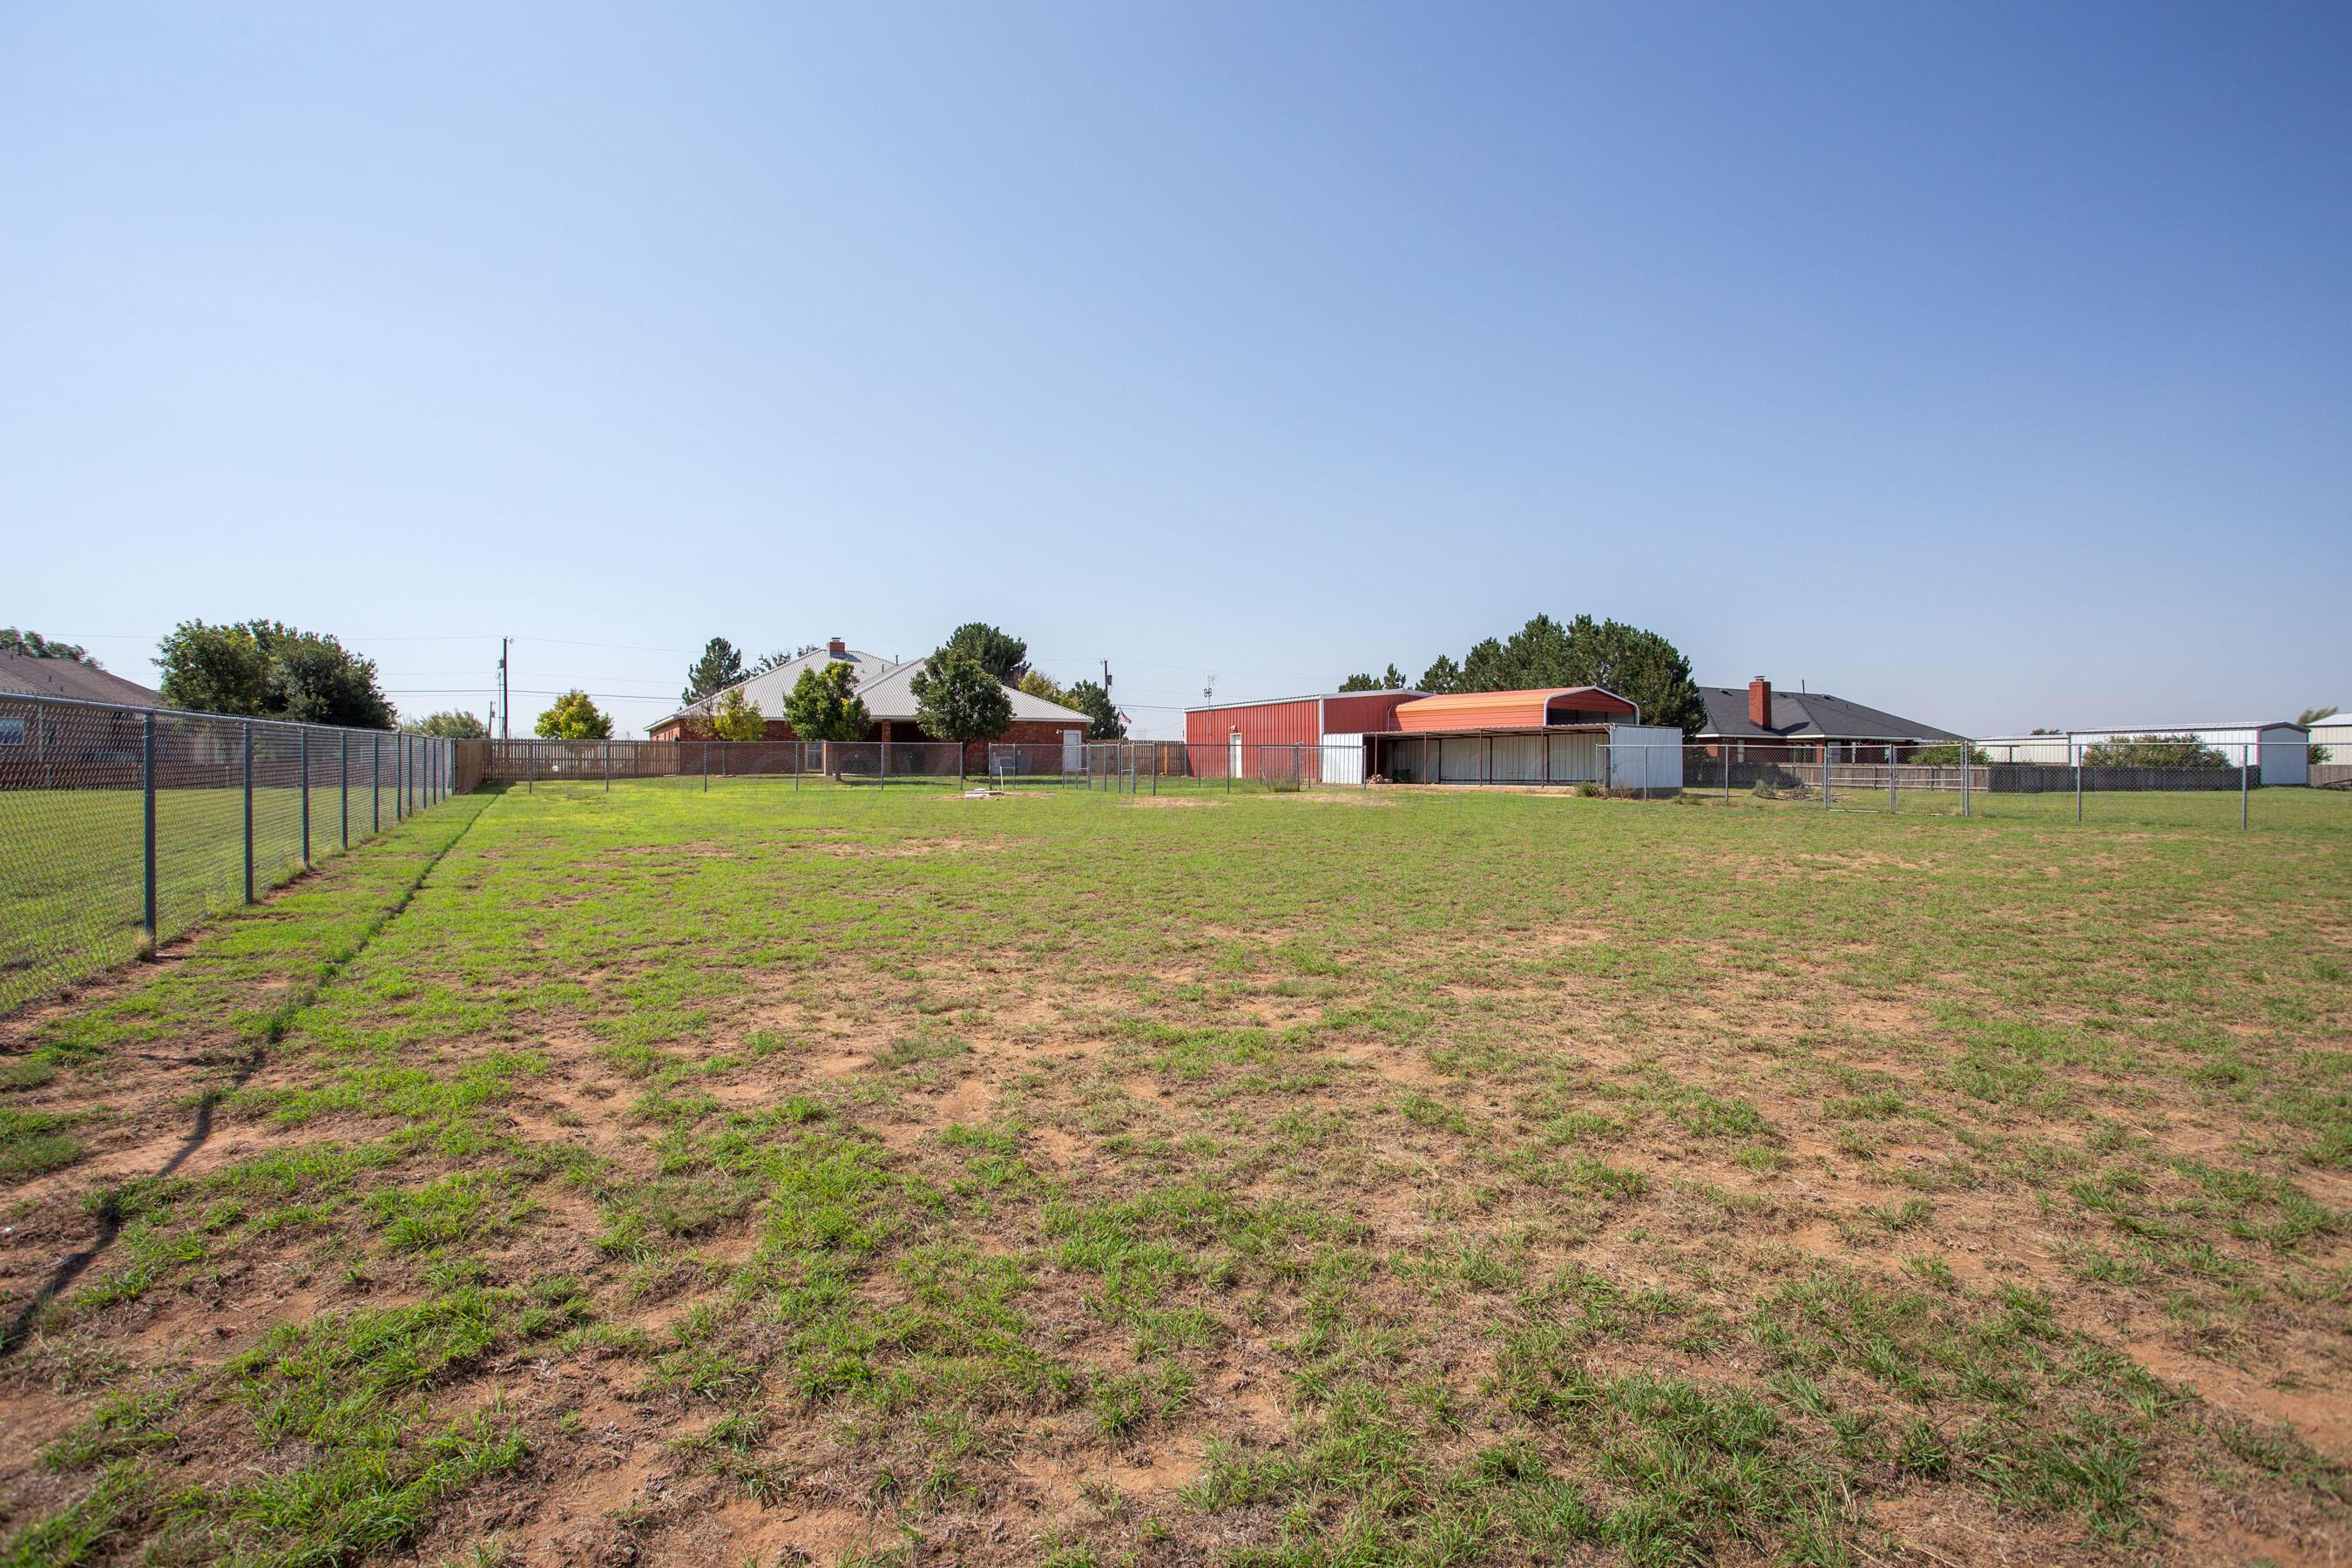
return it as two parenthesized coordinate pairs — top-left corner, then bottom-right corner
(1696, 686), (1960, 744)
(0, 653), (169, 708)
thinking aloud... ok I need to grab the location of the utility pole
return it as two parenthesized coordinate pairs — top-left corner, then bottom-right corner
(498, 637), (512, 740)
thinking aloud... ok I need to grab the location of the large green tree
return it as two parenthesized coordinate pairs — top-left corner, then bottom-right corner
(402, 710), (488, 739)
(0, 628), (98, 665)
(1338, 664), (1409, 693)
(783, 661), (870, 742)
(1063, 679), (1125, 740)
(1417, 655), (1463, 695)
(1017, 670), (1071, 707)
(535, 690), (613, 740)
(1426, 614), (1705, 736)
(940, 623), (1029, 686)
(681, 638), (747, 706)
(155, 619), (395, 728)
(911, 646), (1014, 774)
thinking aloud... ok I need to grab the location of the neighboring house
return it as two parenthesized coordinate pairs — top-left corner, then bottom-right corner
(1696, 679), (1960, 760)
(0, 652), (170, 774)
(0, 652), (167, 709)
(645, 637), (1090, 768)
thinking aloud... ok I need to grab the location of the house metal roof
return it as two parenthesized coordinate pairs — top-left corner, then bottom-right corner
(652, 645), (1086, 729)
(850, 660), (1089, 724)
(0, 653), (169, 708)
(1695, 686), (1960, 744)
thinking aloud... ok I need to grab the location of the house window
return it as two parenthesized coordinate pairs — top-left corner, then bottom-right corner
(0, 717), (24, 747)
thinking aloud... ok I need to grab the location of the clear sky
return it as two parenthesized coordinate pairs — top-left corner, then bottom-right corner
(4, 2), (2347, 738)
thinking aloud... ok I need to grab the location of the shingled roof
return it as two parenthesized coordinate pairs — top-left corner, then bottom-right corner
(0, 652), (168, 709)
(1696, 685), (1959, 744)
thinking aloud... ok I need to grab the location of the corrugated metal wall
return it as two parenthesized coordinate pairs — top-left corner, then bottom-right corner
(1184, 699), (1323, 778)
(1549, 733), (1601, 781)
(1321, 734), (1366, 785)
(1322, 692), (1419, 733)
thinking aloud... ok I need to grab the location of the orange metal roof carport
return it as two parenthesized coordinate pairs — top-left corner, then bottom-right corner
(1389, 686), (1636, 732)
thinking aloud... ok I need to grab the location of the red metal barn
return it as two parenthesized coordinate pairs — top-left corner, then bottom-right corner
(1183, 691), (1423, 782)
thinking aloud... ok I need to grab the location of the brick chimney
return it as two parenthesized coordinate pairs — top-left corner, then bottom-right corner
(1748, 677), (1772, 729)
(828, 636), (847, 658)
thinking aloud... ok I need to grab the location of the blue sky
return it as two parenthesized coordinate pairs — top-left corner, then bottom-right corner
(4, 2), (2347, 737)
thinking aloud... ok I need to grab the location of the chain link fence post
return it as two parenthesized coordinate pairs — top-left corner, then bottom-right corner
(2241, 742), (2250, 830)
(141, 713), (158, 945)
(340, 731), (349, 849)
(301, 727), (312, 868)
(372, 732), (381, 831)
(242, 722), (255, 902)
(1821, 745), (1829, 810)
(1961, 741), (1970, 818)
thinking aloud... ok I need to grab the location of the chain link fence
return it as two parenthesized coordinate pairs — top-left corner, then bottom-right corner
(481, 738), (1009, 789)
(2, 692), (461, 1013)
(1603, 738), (2296, 829)
(21, 716), (2321, 1012)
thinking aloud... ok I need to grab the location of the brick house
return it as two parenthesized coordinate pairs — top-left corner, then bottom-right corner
(1696, 678), (1960, 761)
(646, 637), (1089, 769)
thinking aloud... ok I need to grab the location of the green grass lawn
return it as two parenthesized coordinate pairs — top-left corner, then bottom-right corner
(1, 781), (2347, 1567)
(0, 785), (412, 1012)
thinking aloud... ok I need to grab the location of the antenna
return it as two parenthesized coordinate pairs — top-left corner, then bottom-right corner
(1203, 673), (1217, 706)
(1101, 658), (1112, 690)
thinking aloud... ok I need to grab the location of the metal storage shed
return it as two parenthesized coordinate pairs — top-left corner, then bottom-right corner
(1369, 687), (1683, 792)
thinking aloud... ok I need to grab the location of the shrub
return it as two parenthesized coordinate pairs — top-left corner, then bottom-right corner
(1908, 742), (1991, 767)
(534, 690), (612, 740)
(2079, 734), (2228, 768)
(1751, 780), (1778, 801)
(708, 686), (766, 742)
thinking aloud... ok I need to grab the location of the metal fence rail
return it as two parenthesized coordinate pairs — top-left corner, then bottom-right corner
(1, 691), (463, 1013)
(1605, 740), (2282, 827)
(477, 738), (1004, 788)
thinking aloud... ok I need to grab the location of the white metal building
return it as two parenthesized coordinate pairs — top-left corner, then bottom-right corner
(1976, 724), (2310, 786)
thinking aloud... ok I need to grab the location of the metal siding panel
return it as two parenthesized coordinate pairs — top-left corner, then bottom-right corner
(1548, 733), (1600, 781)
(1491, 735), (1542, 781)
(1322, 693), (1416, 733)
(2259, 726), (2308, 785)
(1321, 734), (1365, 785)
(1186, 700), (1321, 774)
(1606, 726), (1686, 790)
